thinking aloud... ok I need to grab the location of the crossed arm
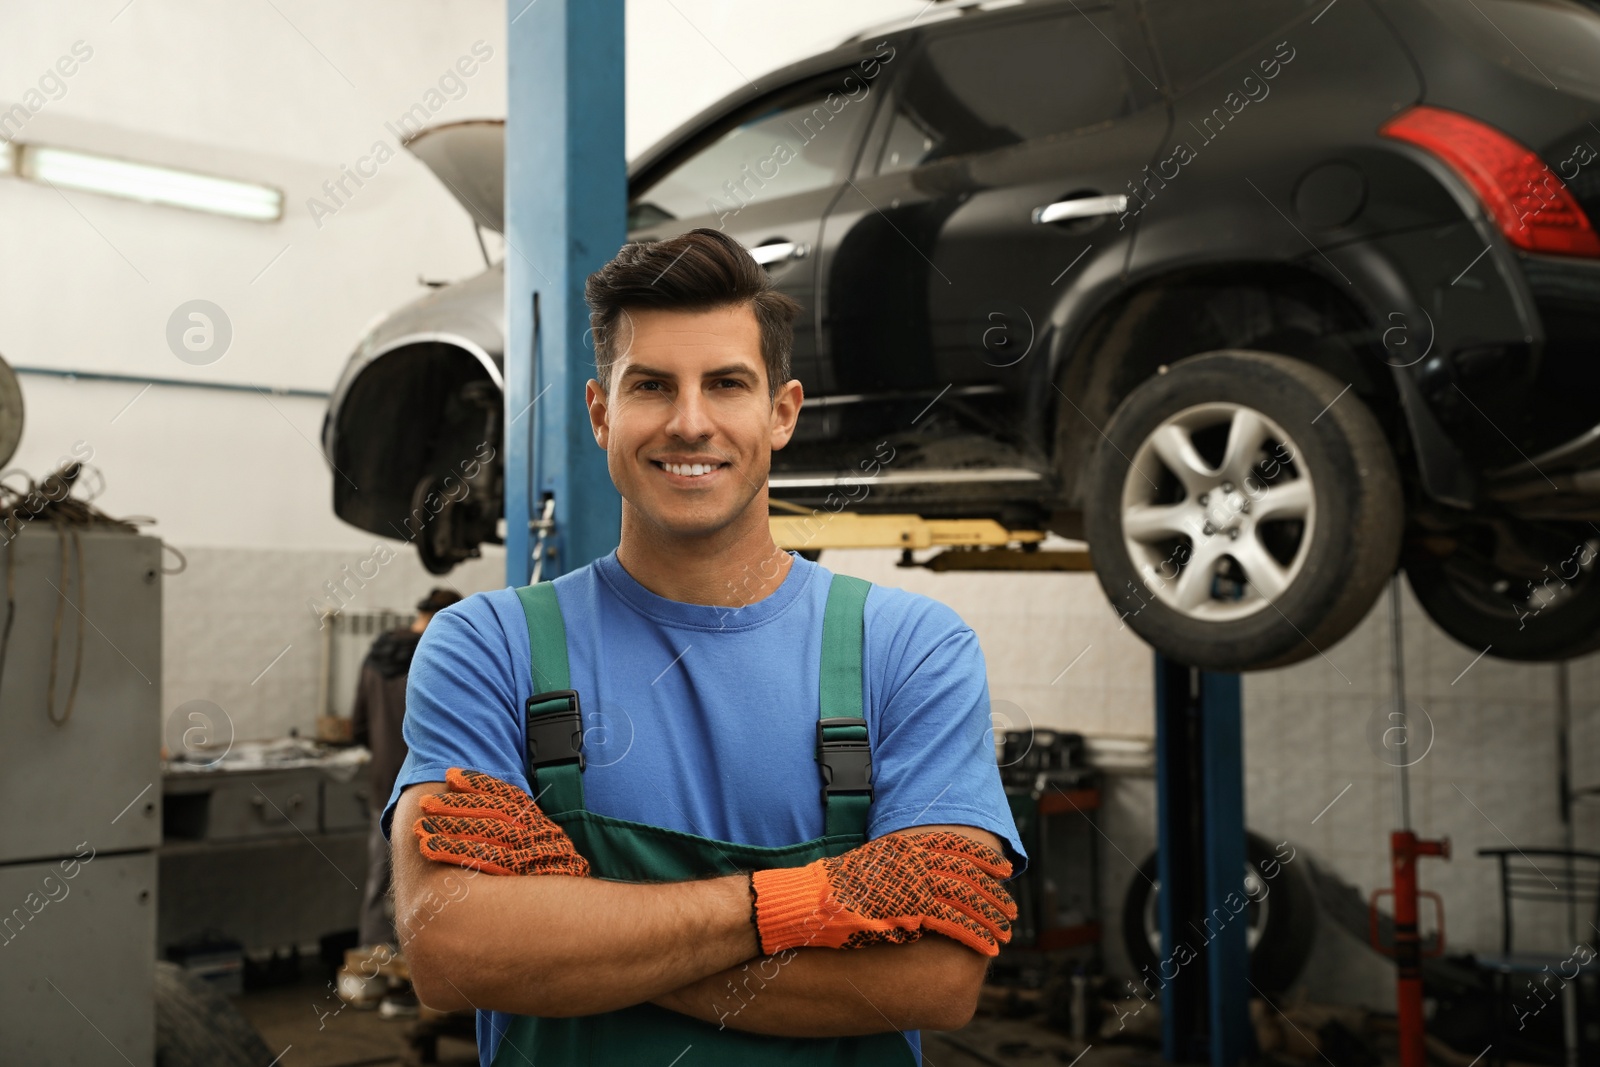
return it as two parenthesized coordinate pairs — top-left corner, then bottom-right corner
(391, 780), (1000, 1035)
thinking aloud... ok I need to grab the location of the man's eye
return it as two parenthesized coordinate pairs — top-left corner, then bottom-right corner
(635, 379), (742, 391)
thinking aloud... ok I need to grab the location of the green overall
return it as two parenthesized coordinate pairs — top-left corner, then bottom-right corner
(489, 573), (921, 1066)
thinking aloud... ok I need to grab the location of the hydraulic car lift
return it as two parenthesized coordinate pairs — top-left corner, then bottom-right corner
(505, 3), (1254, 1061)
(503, 0), (624, 587)
(1151, 655), (1253, 1066)
(768, 500), (1084, 571)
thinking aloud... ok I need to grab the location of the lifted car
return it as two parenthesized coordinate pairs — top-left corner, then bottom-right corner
(324, 0), (1600, 671)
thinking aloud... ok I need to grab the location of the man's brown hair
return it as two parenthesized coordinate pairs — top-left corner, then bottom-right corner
(584, 228), (803, 402)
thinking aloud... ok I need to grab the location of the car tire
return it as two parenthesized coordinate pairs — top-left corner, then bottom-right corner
(153, 961), (275, 1067)
(1404, 530), (1600, 661)
(1120, 832), (1317, 994)
(1082, 350), (1403, 671)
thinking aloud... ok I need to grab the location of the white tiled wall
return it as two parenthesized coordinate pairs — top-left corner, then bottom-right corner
(819, 547), (1158, 743)
(162, 543), (508, 743)
(1245, 577), (1600, 965)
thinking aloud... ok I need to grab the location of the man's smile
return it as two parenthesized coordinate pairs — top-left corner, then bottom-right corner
(650, 458), (731, 485)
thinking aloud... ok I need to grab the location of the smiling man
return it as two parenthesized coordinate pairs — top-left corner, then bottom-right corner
(384, 227), (1028, 1067)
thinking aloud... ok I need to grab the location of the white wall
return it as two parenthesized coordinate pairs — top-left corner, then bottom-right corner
(1245, 581), (1600, 972)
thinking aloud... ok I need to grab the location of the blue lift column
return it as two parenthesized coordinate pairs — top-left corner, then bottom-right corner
(1153, 651), (1254, 1067)
(504, 0), (625, 584)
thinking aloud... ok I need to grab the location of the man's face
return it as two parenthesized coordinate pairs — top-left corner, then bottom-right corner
(585, 303), (802, 541)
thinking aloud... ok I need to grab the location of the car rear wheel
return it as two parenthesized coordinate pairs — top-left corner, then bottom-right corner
(1404, 527), (1600, 661)
(1082, 350), (1403, 671)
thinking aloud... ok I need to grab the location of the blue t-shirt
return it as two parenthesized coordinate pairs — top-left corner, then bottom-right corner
(383, 547), (1028, 1066)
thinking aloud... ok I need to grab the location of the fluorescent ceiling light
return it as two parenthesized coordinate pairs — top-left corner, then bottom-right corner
(0, 140), (13, 177)
(17, 144), (282, 221)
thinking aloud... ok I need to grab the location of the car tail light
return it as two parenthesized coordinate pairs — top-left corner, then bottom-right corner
(1379, 105), (1600, 257)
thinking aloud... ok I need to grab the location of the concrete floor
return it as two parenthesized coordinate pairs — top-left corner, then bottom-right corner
(231, 975), (477, 1067)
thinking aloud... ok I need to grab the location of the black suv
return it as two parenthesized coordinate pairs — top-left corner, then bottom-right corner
(324, 0), (1600, 672)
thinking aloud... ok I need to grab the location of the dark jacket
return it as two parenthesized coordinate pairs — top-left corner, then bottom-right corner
(350, 628), (422, 813)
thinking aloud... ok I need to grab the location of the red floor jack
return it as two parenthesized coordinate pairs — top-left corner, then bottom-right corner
(1372, 830), (1450, 1067)
(1369, 577), (1450, 1067)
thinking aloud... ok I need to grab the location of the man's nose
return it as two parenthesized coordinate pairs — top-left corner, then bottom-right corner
(665, 385), (715, 439)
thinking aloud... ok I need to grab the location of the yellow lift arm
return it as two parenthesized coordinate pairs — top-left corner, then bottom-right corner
(768, 500), (1093, 572)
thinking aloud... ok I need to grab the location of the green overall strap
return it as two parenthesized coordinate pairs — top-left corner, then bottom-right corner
(819, 573), (873, 839)
(516, 581), (586, 814)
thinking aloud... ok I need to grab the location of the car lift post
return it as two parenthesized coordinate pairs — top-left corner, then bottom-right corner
(504, 0), (625, 584)
(1153, 652), (1253, 1067)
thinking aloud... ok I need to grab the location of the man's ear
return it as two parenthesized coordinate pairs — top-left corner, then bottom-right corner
(586, 379), (609, 449)
(769, 378), (803, 451)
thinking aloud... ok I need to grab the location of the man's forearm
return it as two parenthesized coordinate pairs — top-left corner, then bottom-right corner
(404, 868), (760, 1018)
(649, 935), (984, 1037)
(397, 788), (1007, 1026)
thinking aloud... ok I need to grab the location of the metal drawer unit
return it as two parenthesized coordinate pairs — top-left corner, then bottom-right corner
(321, 775), (373, 833)
(163, 769), (322, 842)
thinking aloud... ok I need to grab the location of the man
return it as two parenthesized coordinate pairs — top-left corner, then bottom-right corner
(349, 587), (461, 1007)
(384, 228), (1027, 1065)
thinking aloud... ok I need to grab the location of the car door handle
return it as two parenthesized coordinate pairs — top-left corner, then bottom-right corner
(749, 241), (809, 266)
(1032, 194), (1128, 224)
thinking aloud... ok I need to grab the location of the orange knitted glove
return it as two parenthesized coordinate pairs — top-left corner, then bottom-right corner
(750, 831), (1017, 957)
(412, 767), (590, 878)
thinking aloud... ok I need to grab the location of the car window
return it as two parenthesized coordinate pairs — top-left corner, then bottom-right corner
(1143, 0), (1319, 92)
(629, 79), (875, 228)
(878, 104), (938, 174)
(877, 9), (1135, 173)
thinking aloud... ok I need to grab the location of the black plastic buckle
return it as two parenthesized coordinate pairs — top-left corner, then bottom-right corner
(526, 690), (585, 772)
(816, 716), (873, 801)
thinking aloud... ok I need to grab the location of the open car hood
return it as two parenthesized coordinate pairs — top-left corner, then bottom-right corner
(405, 117), (683, 237)
(403, 119), (504, 234)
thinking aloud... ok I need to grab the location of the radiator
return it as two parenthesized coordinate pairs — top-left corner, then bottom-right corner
(317, 608), (411, 720)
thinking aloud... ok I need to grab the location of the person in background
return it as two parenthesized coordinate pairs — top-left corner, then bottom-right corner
(350, 586), (462, 1015)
